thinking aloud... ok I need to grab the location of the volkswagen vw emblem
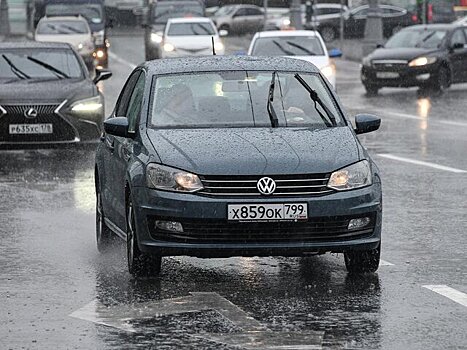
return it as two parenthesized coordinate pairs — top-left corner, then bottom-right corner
(257, 177), (276, 196)
(24, 108), (38, 119)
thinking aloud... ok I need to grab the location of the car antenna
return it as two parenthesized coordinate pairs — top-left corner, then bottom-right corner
(212, 37), (216, 55)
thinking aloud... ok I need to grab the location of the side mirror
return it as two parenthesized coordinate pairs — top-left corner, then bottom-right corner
(354, 114), (381, 135)
(219, 29), (228, 37)
(104, 117), (133, 138)
(93, 69), (112, 84)
(328, 48), (342, 58)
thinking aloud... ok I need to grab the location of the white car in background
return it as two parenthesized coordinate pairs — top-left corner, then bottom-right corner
(161, 18), (226, 58)
(247, 30), (341, 88)
(35, 16), (95, 68)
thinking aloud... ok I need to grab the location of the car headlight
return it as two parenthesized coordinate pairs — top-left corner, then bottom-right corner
(146, 164), (203, 192)
(93, 30), (105, 46)
(151, 32), (163, 44)
(408, 56), (437, 67)
(214, 40), (224, 51)
(320, 65), (335, 80)
(327, 160), (372, 191)
(71, 96), (103, 113)
(282, 18), (291, 26)
(163, 42), (175, 52)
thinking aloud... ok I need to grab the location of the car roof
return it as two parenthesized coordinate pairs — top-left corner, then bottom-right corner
(142, 56), (320, 75)
(39, 15), (88, 22)
(255, 30), (320, 38)
(0, 41), (73, 50)
(167, 17), (213, 24)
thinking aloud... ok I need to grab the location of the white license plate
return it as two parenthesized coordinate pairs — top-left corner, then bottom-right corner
(228, 203), (308, 222)
(9, 124), (53, 134)
(376, 72), (399, 79)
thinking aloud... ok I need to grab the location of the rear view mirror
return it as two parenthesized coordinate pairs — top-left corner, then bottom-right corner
(328, 48), (342, 58)
(93, 69), (112, 84)
(219, 29), (229, 37)
(354, 114), (381, 134)
(104, 117), (133, 138)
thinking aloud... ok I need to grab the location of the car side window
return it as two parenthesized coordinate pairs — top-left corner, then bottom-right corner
(234, 8), (247, 17)
(247, 8), (262, 16)
(126, 73), (146, 133)
(353, 7), (369, 18)
(115, 71), (141, 118)
(451, 29), (467, 47)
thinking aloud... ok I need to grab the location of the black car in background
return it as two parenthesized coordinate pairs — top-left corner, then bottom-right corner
(0, 42), (112, 147)
(361, 24), (467, 95)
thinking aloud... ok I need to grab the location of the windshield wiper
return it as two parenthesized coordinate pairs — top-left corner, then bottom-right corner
(191, 23), (211, 35)
(415, 31), (436, 47)
(1, 54), (30, 80)
(272, 40), (295, 56)
(285, 41), (316, 56)
(267, 72), (279, 128)
(294, 73), (337, 127)
(26, 56), (69, 79)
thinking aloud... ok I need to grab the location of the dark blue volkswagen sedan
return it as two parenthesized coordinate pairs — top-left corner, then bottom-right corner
(95, 56), (382, 276)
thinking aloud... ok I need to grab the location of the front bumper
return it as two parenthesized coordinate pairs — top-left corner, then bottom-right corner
(132, 183), (382, 258)
(361, 64), (439, 88)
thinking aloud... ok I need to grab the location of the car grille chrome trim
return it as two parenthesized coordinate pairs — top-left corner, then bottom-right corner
(198, 174), (333, 197)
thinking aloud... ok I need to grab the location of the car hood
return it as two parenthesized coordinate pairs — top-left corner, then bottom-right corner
(368, 47), (438, 61)
(166, 35), (218, 49)
(0, 79), (96, 104)
(147, 127), (359, 175)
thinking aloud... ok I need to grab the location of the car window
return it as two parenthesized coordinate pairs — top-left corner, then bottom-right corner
(115, 71), (141, 118)
(251, 36), (325, 56)
(0, 48), (83, 80)
(167, 22), (216, 36)
(246, 8), (262, 16)
(126, 73), (146, 133)
(37, 20), (89, 35)
(45, 4), (103, 24)
(451, 29), (467, 46)
(353, 7), (369, 17)
(381, 7), (403, 16)
(234, 8), (248, 17)
(153, 3), (204, 24)
(150, 71), (343, 129)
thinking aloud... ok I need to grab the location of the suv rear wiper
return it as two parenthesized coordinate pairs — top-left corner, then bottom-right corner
(294, 73), (337, 127)
(26, 56), (70, 79)
(267, 71), (279, 128)
(1, 54), (30, 80)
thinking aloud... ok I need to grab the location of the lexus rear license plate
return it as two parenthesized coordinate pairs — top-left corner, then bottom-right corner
(9, 124), (53, 134)
(228, 203), (308, 222)
(376, 72), (399, 79)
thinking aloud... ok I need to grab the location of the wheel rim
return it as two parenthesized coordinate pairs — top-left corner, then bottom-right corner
(127, 201), (135, 270)
(439, 68), (449, 90)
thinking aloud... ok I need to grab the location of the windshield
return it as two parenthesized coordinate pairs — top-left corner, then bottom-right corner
(251, 37), (325, 56)
(0, 49), (83, 80)
(167, 22), (216, 36)
(37, 20), (89, 35)
(150, 71), (343, 129)
(385, 29), (447, 49)
(45, 4), (103, 24)
(153, 3), (204, 24)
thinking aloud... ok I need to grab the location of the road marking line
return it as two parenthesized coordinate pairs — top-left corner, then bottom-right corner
(377, 154), (467, 173)
(423, 285), (467, 308)
(379, 259), (394, 266)
(108, 51), (137, 69)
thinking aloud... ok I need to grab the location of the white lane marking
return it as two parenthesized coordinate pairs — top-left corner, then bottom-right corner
(377, 154), (467, 174)
(423, 285), (467, 308)
(108, 51), (137, 69)
(379, 259), (394, 266)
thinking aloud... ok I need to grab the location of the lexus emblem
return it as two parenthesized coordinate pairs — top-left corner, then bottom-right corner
(257, 177), (276, 196)
(24, 108), (38, 119)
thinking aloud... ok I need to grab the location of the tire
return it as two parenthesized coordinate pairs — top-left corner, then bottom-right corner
(344, 244), (381, 274)
(364, 84), (379, 96)
(145, 47), (160, 61)
(96, 188), (113, 252)
(126, 195), (162, 277)
(320, 26), (337, 43)
(433, 66), (450, 94)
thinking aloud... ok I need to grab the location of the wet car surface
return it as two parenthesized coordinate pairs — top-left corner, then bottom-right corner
(1, 26), (467, 350)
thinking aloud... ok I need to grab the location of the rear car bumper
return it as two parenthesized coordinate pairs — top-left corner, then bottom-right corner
(132, 182), (382, 257)
(361, 63), (440, 88)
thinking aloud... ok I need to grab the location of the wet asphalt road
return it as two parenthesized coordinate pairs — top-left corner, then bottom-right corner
(1, 34), (466, 350)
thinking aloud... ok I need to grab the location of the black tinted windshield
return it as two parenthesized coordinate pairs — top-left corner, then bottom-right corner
(37, 20), (89, 35)
(251, 37), (325, 56)
(150, 71), (343, 129)
(167, 22), (216, 36)
(45, 4), (103, 24)
(385, 29), (447, 49)
(154, 3), (204, 24)
(0, 49), (83, 80)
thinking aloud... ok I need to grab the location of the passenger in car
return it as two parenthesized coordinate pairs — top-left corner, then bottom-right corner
(156, 84), (197, 126)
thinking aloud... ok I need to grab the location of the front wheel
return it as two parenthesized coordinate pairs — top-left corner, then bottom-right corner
(126, 197), (162, 277)
(96, 190), (113, 252)
(344, 244), (381, 274)
(433, 66), (450, 94)
(364, 84), (379, 96)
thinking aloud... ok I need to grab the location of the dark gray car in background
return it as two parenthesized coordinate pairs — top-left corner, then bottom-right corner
(95, 56), (383, 277)
(0, 42), (111, 147)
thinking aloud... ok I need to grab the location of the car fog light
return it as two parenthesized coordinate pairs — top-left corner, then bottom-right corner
(348, 217), (371, 230)
(416, 73), (430, 81)
(155, 220), (183, 233)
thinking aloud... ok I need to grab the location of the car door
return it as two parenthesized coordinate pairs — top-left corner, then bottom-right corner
(246, 7), (264, 32)
(449, 28), (467, 83)
(111, 71), (146, 230)
(231, 8), (249, 33)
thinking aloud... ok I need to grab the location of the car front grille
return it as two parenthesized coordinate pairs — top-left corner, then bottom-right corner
(149, 213), (376, 244)
(0, 103), (77, 143)
(198, 173), (334, 197)
(372, 60), (408, 70)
